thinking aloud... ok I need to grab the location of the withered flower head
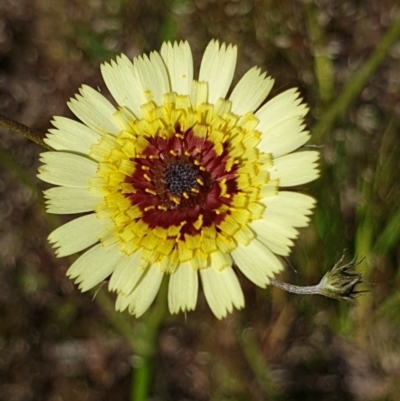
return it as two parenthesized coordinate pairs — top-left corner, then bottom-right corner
(318, 253), (364, 301)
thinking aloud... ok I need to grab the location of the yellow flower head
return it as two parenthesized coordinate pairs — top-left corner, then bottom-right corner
(38, 40), (319, 319)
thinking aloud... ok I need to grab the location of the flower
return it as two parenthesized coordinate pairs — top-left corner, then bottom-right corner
(38, 40), (319, 319)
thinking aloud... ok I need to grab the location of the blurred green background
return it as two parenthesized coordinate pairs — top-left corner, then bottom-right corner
(1, 0), (400, 400)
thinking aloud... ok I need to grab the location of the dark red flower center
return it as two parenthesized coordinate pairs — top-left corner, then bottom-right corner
(123, 127), (239, 238)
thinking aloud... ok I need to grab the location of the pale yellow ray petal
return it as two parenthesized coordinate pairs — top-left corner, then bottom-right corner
(48, 213), (111, 257)
(230, 66), (274, 115)
(132, 52), (170, 106)
(101, 54), (142, 117)
(200, 265), (244, 319)
(261, 191), (317, 227)
(44, 187), (103, 214)
(68, 85), (120, 135)
(232, 239), (283, 287)
(67, 243), (123, 292)
(108, 250), (145, 295)
(44, 116), (101, 155)
(168, 262), (198, 314)
(38, 152), (97, 188)
(258, 116), (310, 158)
(160, 41), (193, 96)
(256, 88), (308, 133)
(118, 265), (164, 317)
(269, 151), (320, 186)
(199, 40), (237, 103)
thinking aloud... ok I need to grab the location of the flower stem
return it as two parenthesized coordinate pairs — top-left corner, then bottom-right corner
(270, 279), (321, 295)
(132, 355), (153, 401)
(0, 115), (51, 149)
(130, 278), (168, 401)
(96, 280), (168, 401)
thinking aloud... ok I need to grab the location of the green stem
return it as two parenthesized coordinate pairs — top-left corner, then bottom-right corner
(0, 116), (51, 150)
(132, 355), (154, 401)
(94, 278), (169, 401)
(312, 11), (400, 141)
(131, 278), (169, 401)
